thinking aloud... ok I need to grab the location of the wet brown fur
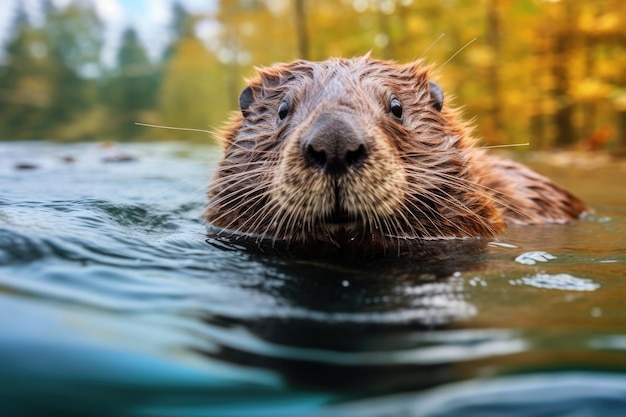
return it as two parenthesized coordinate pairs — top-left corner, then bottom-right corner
(205, 56), (586, 252)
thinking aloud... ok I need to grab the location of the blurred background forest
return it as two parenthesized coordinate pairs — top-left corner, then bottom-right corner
(0, 0), (625, 149)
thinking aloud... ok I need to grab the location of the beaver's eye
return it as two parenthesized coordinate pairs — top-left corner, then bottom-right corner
(278, 101), (289, 120)
(390, 97), (403, 119)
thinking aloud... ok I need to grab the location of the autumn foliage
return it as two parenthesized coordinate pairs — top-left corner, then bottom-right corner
(0, 0), (625, 149)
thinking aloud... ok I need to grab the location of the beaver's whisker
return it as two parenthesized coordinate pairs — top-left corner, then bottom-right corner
(405, 168), (534, 222)
(389, 201), (423, 240)
(381, 210), (410, 251)
(134, 122), (213, 134)
(416, 188), (499, 237)
(208, 186), (272, 232)
(479, 143), (529, 149)
(419, 33), (446, 60)
(415, 190), (480, 237)
(384, 169), (502, 236)
(244, 202), (277, 242)
(207, 172), (270, 194)
(261, 206), (286, 245)
(259, 203), (300, 243)
(399, 198), (442, 239)
(213, 166), (288, 238)
(207, 165), (274, 190)
(266, 205), (292, 242)
(408, 156), (571, 225)
(207, 184), (266, 214)
(435, 37), (477, 74)
(384, 205), (412, 245)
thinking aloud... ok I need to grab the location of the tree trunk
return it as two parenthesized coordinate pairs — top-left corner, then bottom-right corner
(377, 0), (392, 59)
(486, 0), (503, 140)
(551, 4), (576, 147)
(552, 33), (575, 146)
(294, 0), (309, 60)
(530, 26), (548, 149)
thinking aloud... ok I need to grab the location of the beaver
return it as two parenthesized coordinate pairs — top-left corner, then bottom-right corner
(205, 56), (587, 255)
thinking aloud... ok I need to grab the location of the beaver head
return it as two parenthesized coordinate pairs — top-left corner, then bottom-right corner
(206, 56), (506, 252)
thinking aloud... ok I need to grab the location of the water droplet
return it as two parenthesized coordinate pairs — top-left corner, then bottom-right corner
(515, 251), (557, 265)
(489, 241), (518, 249)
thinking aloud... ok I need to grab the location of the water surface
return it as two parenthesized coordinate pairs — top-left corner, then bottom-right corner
(1, 141), (625, 416)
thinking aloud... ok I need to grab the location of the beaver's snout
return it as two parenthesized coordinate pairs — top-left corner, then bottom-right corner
(301, 112), (368, 176)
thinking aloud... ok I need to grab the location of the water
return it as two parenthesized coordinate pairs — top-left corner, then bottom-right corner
(1, 141), (626, 417)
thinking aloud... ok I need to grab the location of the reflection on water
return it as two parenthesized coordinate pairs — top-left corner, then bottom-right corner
(1, 142), (626, 416)
(193, 252), (514, 394)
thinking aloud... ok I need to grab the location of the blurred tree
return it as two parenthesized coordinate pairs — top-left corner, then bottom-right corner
(0, 4), (50, 139)
(1, 0), (625, 148)
(104, 27), (159, 140)
(294, 0), (310, 59)
(550, 1), (577, 147)
(42, 0), (104, 140)
(213, 0), (301, 108)
(42, 0), (103, 77)
(525, 0), (626, 149)
(586, 0), (626, 148)
(158, 2), (227, 140)
(162, 1), (197, 61)
(486, 0), (503, 141)
(0, 0), (103, 140)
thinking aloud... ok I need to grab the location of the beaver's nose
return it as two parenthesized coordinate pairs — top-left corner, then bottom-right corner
(301, 112), (368, 175)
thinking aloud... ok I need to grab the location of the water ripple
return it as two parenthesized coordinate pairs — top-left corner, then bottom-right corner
(2, 142), (626, 416)
(512, 273), (601, 291)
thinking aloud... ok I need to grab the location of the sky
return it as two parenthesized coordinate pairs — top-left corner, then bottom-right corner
(0, 0), (218, 66)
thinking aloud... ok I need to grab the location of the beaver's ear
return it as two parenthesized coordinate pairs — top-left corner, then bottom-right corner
(239, 85), (255, 116)
(428, 80), (444, 111)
